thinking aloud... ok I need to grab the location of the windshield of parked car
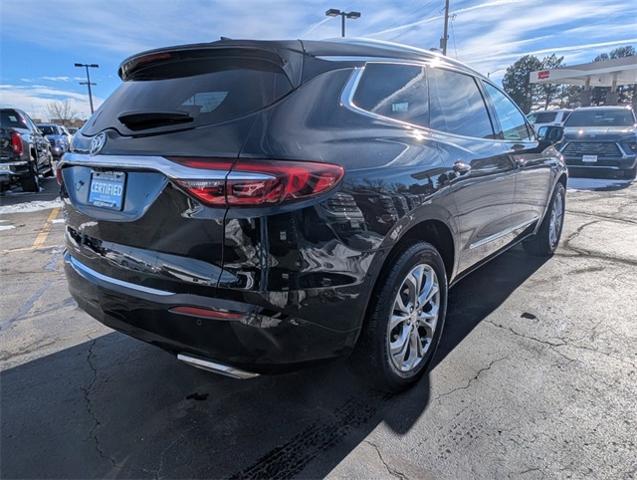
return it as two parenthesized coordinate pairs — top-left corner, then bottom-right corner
(528, 111), (557, 124)
(564, 109), (635, 127)
(1, 110), (28, 128)
(38, 125), (58, 135)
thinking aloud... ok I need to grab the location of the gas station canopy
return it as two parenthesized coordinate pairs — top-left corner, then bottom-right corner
(530, 56), (637, 87)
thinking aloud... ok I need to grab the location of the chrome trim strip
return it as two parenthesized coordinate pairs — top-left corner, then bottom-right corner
(469, 217), (539, 250)
(0, 161), (28, 167)
(66, 254), (175, 296)
(60, 152), (274, 181)
(177, 353), (260, 379)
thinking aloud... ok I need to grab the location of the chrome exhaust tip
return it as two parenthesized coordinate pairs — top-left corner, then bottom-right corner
(177, 353), (260, 380)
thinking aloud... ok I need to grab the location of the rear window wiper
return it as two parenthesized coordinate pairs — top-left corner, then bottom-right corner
(118, 111), (194, 131)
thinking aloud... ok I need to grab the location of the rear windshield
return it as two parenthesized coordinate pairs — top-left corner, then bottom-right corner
(528, 111), (557, 123)
(1, 110), (27, 128)
(38, 125), (58, 135)
(84, 56), (293, 135)
(565, 109), (635, 127)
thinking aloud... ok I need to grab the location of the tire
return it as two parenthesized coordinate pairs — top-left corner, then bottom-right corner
(523, 182), (565, 256)
(20, 156), (40, 192)
(352, 242), (448, 392)
(43, 152), (54, 177)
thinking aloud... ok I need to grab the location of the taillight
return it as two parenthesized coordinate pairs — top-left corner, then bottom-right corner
(10, 132), (23, 156)
(170, 158), (344, 207)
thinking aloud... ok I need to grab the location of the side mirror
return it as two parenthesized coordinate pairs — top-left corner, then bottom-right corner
(537, 125), (564, 146)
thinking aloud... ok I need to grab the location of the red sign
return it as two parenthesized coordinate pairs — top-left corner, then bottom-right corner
(538, 70), (550, 80)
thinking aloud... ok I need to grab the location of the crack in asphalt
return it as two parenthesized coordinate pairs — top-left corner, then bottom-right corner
(566, 208), (637, 226)
(80, 339), (121, 471)
(0, 338), (57, 363)
(435, 356), (508, 401)
(560, 219), (637, 267)
(364, 440), (410, 480)
(485, 320), (637, 370)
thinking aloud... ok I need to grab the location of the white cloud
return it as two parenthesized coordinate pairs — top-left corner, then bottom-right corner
(0, 84), (101, 121)
(41, 76), (71, 82)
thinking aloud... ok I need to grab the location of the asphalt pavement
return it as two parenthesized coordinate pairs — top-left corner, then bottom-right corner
(1, 176), (636, 479)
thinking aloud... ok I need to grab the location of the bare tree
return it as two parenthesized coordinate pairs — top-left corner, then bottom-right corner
(46, 100), (77, 126)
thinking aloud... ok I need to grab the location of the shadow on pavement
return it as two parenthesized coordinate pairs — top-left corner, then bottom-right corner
(0, 177), (60, 207)
(0, 248), (547, 479)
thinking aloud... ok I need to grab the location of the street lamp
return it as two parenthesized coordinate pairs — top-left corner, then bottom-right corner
(325, 9), (361, 37)
(74, 63), (99, 114)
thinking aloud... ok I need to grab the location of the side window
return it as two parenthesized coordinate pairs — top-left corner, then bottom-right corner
(483, 83), (532, 141)
(353, 63), (429, 128)
(428, 68), (495, 139)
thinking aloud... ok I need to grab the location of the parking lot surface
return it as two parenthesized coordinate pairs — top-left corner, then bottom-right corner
(1, 176), (636, 479)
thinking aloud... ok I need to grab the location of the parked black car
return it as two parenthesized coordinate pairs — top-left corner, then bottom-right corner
(60, 39), (567, 391)
(560, 106), (637, 179)
(37, 123), (71, 159)
(1, 108), (54, 191)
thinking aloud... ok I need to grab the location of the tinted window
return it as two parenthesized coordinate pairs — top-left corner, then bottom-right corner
(483, 83), (532, 141)
(428, 69), (494, 138)
(84, 57), (292, 134)
(1, 109), (28, 128)
(38, 125), (58, 135)
(529, 111), (557, 124)
(564, 108), (636, 127)
(353, 64), (429, 127)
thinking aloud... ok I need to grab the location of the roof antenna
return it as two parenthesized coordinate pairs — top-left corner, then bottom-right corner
(220, 36), (232, 41)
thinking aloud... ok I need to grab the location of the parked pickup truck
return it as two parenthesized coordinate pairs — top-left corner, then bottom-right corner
(0, 108), (54, 192)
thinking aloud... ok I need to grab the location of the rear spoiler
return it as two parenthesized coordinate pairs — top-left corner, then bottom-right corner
(118, 40), (306, 88)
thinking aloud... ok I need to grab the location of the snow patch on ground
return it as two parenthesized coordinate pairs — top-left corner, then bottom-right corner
(51, 218), (65, 224)
(567, 177), (633, 192)
(0, 199), (63, 215)
(0, 225), (16, 231)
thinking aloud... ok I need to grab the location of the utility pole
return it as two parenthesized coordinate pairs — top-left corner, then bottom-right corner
(74, 63), (99, 114)
(440, 0), (450, 56)
(325, 9), (361, 38)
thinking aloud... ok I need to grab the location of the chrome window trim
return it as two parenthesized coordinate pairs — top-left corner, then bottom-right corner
(340, 63), (534, 145)
(60, 152), (274, 181)
(469, 217), (538, 250)
(66, 254), (175, 296)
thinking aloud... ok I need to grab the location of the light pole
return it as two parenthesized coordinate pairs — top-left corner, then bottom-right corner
(74, 63), (99, 114)
(325, 9), (361, 37)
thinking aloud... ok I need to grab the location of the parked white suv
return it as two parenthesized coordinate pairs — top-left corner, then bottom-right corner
(527, 109), (571, 131)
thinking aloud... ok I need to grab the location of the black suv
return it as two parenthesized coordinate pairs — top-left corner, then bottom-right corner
(1, 108), (54, 191)
(60, 39), (567, 391)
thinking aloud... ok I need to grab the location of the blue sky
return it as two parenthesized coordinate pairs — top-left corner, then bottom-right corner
(1, 0), (635, 120)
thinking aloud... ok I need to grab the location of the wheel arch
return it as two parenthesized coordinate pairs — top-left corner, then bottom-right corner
(354, 218), (455, 345)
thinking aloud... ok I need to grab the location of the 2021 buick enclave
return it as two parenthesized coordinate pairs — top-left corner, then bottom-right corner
(60, 39), (567, 391)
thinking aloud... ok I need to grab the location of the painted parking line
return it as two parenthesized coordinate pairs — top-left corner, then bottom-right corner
(32, 208), (60, 249)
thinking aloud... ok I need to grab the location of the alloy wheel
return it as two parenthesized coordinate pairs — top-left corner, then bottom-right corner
(387, 263), (440, 375)
(549, 191), (564, 248)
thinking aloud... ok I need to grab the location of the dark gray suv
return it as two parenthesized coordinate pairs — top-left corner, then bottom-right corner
(60, 39), (567, 391)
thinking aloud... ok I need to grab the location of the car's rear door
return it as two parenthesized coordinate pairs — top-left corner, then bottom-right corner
(427, 67), (518, 272)
(481, 81), (554, 230)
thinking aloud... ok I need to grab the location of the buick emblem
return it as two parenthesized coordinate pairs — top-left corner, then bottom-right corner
(89, 132), (107, 156)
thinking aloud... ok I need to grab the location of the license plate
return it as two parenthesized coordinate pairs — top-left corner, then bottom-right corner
(582, 155), (598, 163)
(88, 171), (126, 210)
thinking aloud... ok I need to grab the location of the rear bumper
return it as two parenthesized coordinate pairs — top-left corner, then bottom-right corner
(64, 252), (360, 373)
